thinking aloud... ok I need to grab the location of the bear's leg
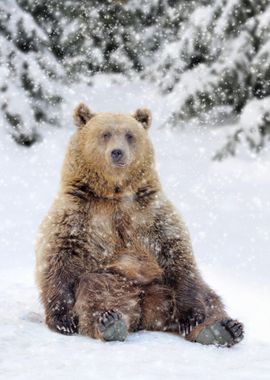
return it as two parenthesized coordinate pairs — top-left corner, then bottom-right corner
(139, 283), (179, 332)
(184, 287), (244, 347)
(140, 284), (244, 347)
(74, 273), (142, 341)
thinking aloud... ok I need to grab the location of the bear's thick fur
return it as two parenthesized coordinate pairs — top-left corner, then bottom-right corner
(35, 104), (244, 345)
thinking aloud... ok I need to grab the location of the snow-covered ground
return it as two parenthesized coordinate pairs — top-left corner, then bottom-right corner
(0, 78), (270, 380)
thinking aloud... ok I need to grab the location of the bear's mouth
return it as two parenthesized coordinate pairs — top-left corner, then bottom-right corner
(112, 161), (127, 168)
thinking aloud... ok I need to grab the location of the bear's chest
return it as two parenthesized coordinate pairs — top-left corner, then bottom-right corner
(86, 198), (154, 265)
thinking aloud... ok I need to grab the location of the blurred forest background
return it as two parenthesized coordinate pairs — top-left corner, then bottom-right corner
(0, 0), (270, 159)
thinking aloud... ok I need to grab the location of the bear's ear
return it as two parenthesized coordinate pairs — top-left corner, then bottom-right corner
(73, 103), (94, 128)
(133, 108), (152, 130)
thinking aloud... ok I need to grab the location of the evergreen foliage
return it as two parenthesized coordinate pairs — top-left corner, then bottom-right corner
(1, 0), (270, 157)
(0, 0), (63, 145)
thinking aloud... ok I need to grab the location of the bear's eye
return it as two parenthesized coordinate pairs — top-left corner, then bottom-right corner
(102, 131), (112, 141)
(126, 132), (134, 143)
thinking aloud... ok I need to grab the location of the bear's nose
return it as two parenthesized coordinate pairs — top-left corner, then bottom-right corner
(111, 149), (124, 161)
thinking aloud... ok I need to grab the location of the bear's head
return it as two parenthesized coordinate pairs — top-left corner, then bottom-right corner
(61, 103), (158, 198)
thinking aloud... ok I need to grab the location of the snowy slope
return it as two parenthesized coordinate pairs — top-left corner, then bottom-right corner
(0, 78), (270, 380)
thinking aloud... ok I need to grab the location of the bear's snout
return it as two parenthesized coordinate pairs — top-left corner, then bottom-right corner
(111, 149), (125, 165)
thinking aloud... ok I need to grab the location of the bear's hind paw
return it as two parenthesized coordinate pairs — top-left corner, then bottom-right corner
(98, 310), (128, 342)
(222, 319), (244, 344)
(195, 319), (244, 347)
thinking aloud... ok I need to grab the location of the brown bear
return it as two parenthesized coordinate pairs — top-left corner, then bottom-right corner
(35, 104), (244, 346)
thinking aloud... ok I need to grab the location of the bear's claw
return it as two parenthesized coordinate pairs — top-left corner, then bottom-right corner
(179, 309), (206, 336)
(222, 319), (244, 342)
(98, 310), (128, 342)
(54, 314), (78, 335)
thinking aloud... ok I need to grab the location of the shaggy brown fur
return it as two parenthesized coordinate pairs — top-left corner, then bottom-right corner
(36, 104), (243, 344)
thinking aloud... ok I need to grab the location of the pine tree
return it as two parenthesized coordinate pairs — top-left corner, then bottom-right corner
(2, 0), (270, 156)
(18, 0), (192, 76)
(0, 0), (63, 146)
(154, 0), (270, 157)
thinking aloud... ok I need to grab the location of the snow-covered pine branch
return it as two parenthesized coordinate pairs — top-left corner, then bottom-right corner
(156, 0), (270, 158)
(1, 0), (270, 157)
(0, 0), (64, 145)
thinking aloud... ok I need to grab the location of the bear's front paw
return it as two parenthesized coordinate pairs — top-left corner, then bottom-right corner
(51, 313), (79, 335)
(179, 308), (206, 336)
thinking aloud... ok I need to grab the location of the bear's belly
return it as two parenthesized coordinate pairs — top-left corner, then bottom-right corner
(87, 212), (116, 265)
(84, 204), (157, 269)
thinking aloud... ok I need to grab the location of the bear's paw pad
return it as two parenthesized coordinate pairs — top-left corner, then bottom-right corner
(98, 310), (128, 342)
(195, 319), (244, 347)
